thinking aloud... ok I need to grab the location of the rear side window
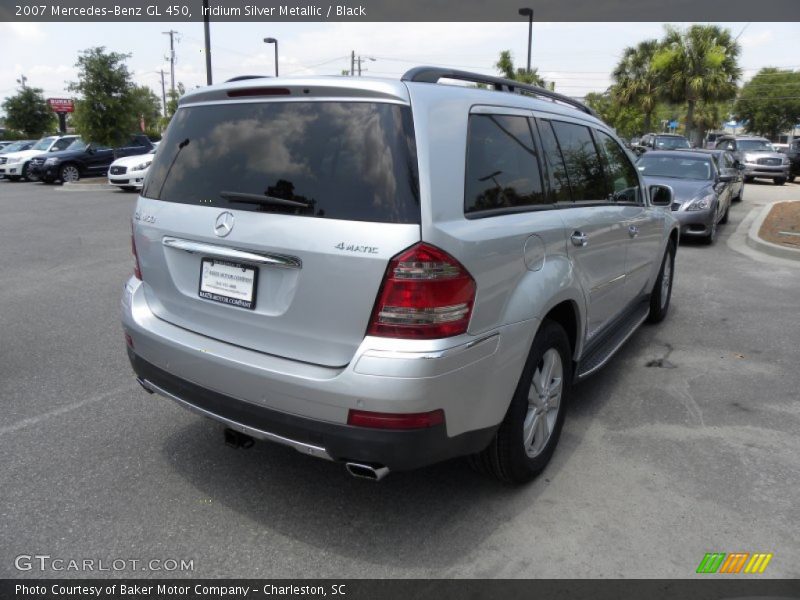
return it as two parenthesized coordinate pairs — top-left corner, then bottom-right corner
(550, 121), (607, 202)
(538, 120), (572, 203)
(142, 101), (420, 224)
(464, 114), (545, 214)
(595, 130), (641, 203)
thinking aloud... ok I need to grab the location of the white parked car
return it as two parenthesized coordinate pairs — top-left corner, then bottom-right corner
(0, 135), (79, 181)
(108, 148), (156, 191)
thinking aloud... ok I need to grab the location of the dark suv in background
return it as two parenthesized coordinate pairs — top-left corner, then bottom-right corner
(29, 134), (154, 183)
(778, 139), (799, 182)
(714, 135), (790, 185)
(633, 133), (692, 156)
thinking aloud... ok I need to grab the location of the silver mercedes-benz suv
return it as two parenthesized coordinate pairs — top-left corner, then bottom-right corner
(122, 68), (679, 483)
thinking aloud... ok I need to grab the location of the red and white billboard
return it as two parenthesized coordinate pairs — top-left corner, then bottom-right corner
(47, 98), (75, 113)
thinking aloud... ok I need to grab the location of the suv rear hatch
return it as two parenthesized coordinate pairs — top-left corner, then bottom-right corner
(136, 87), (421, 367)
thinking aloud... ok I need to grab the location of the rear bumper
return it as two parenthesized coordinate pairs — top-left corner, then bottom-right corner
(121, 277), (534, 470)
(129, 351), (497, 471)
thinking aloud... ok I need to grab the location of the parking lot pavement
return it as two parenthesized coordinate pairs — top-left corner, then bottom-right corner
(1, 178), (799, 579)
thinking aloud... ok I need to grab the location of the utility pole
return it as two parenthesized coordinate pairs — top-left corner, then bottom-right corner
(518, 8), (533, 74)
(356, 56), (375, 77)
(159, 69), (167, 117)
(203, 0), (212, 85)
(163, 29), (179, 92)
(350, 51), (355, 76)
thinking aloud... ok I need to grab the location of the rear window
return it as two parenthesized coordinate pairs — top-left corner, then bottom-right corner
(142, 101), (420, 224)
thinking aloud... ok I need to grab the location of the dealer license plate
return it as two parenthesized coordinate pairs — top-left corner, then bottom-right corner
(199, 258), (258, 310)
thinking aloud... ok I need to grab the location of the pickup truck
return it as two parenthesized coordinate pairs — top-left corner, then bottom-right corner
(28, 134), (154, 183)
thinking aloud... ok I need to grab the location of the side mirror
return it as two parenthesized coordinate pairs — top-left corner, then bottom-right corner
(719, 173), (735, 183)
(649, 184), (673, 207)
(737, 163), (746, 171)
(86, 144), (95, 154)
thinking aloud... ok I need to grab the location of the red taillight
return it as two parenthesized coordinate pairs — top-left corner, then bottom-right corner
(124, 332), (134, 349)
(367, 243), (476, 339)
(131, 222), (142, 280)
(347, 409), (444, 430)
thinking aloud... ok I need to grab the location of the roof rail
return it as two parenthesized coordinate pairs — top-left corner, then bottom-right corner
(225, 75), (271, 83)
(401, 66), (596, 118)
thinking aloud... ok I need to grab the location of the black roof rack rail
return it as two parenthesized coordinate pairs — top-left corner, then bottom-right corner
(225, 75), (271, 83)
(401, 66), (596, 118)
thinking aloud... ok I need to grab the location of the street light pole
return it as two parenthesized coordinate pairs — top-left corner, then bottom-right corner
(518, 7), (533, 73)
(264, 38), (278, 77)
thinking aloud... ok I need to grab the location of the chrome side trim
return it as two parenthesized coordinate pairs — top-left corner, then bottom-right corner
(577, 310), (649, 380)
(137, 377), (333, 461)
(590, 273), (626, 293)
(162, 236), (302, 269)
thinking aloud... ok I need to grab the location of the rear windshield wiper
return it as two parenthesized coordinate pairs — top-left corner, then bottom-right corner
(220, 191), (310, 209)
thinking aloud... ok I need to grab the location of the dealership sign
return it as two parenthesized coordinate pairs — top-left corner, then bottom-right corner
(47, 98), (75, 113)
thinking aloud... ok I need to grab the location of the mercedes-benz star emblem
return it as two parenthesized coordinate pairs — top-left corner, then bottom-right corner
(214, 211), (234, 237)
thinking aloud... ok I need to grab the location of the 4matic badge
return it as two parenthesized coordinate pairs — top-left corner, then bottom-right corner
(133, 210), (156, 224)
(335, 243), (379, 254)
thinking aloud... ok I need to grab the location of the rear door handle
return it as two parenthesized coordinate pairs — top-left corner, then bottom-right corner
(570, 231), (588, 247)
(628, 225), (639, 238)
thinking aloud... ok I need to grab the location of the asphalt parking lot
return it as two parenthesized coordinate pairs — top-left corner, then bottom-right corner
(1, 178), (799, 579)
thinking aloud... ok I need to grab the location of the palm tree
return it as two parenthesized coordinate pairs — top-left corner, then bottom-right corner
(652, 25), (741, 146)
(611, 39), (662, 135)
(496, 50), (545, 87)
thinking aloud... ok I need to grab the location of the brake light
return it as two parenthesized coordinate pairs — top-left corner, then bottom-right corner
(347, 409), (444, 430)
(131, 222), (142, 280)
(367, 243), (476, 339)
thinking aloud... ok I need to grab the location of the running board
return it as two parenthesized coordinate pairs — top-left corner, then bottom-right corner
(575, 300), (650, 381)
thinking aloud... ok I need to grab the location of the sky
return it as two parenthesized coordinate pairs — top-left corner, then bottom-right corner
(1, 21), (799, 115)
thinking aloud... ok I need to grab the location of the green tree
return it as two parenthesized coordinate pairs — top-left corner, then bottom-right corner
(161, 82), (186, 128)
(652, 25), (741, 146)
(68, 47), (138, 146)
(611, 39), (662, 135)
(129, 84), (161, 134)
(1, 85), (56, 137)
(734, 68), (800, 139)
(496, 50), (545, 86)
(584, 91), (644, 139)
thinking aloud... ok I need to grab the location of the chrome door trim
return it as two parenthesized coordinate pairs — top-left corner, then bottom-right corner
(162, 236), (302, 269)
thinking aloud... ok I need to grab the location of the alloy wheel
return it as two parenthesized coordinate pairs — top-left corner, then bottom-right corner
(524, 348), (563, 458)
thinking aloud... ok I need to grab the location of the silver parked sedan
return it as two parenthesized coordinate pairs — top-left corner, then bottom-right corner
(637, 150), (736, 245)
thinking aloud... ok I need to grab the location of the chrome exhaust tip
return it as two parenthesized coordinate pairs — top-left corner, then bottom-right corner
(345, 462), (390, 481)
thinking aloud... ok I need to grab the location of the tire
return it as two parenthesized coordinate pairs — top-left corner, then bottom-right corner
(720, 204), (730, 224)
(647, 241), (675, 324)
(734, 185), (744, 202)
(773, 177), (786, 186)
(20, 162), (31, 181)
(702, 216), (718, 245)
(468, 320), (572, 484)
(59, 163), (80, 183)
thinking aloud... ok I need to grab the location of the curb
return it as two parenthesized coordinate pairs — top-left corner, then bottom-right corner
(58, 179), (118, 192)
(746, 200), (800, 261)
